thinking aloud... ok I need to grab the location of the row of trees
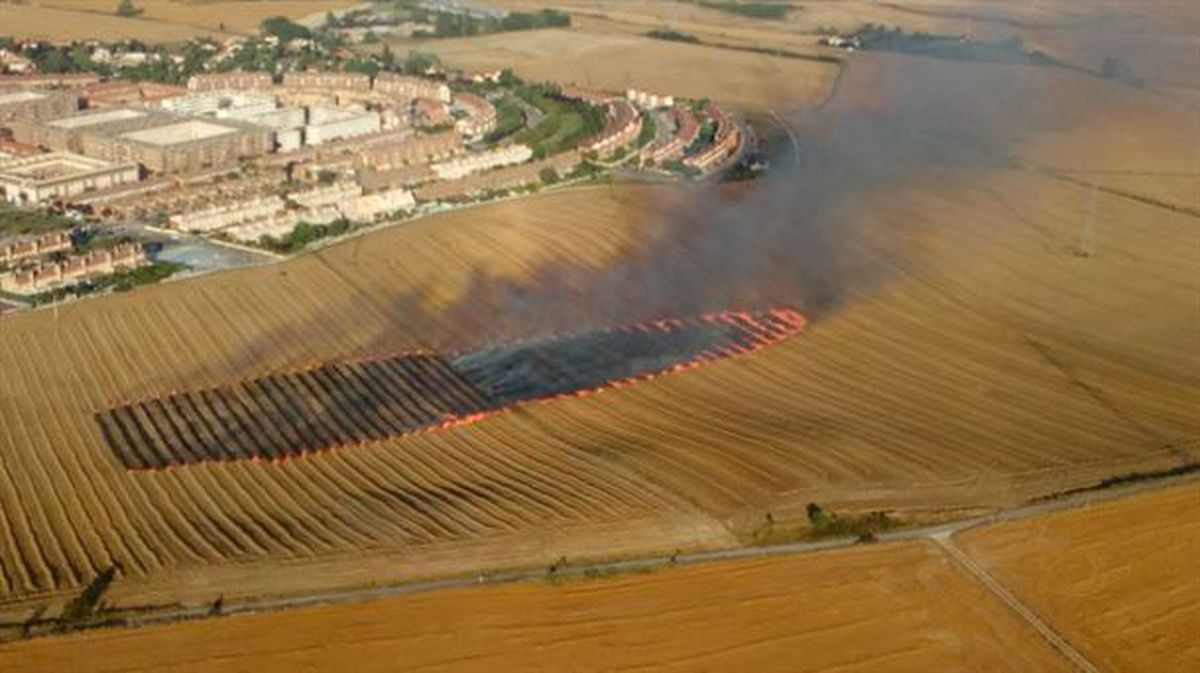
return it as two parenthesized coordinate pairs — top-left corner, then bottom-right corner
(418, 8), (570, 38)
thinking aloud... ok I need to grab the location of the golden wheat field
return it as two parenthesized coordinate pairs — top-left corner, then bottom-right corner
(0, 541), (1075, 673)
(0, 0), (357, 41)
(0, 0), (1194, 640)
(0, 151), (1196, 615)
(396, 28), (840, 110)
(0, 40), (1196, 614)
(483, 0), (1199, 94)
(958, 483), (1200, 672)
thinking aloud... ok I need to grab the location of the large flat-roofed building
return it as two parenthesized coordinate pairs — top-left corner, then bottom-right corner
(0, 90), (79, 125)
(14, 107), (274, 173)
(12, 107), (152, 152)
(0, 152), (140, 205)
(160, 91), (278, 119)
(102, 119), (273, 173)
(304, 105), (380, 145)
(236, 106), (307, 151)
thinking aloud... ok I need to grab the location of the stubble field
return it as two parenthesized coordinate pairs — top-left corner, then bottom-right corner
(0, 541), (1074, 673)
(0, 62), (1196, 609)
(0, 0), (357, 41)
(0, 0), (1195, 646)
(395, 28), (840, 110)
(959, 482), (1200, 672)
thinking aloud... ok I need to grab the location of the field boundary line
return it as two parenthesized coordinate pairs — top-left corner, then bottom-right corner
(932, 533), (1100, 673)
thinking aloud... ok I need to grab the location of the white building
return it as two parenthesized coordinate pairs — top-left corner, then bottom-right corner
(168, 195), (285, 232)
(287, 182), (363, 209)
(432, 144), (532, 180)
(160, 91), (278, 119)
(0, 152), (140, 206)
(236, 106), (307, 151)
(626, 89), (674, 110)
(224, 205), (341, 243)
(373, 73), (451, 103)
(304, 105), (381, 146)
(338, 188), (415, 222)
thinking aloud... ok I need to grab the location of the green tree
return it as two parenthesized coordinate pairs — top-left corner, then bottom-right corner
(68, 44), (94, 71)
(60, 566), (119, 625)
(539, 167), (560, 184)
(34, 49), (71, 74)
(115, 0), (140, 17)
(260, 16), (312, 41)
(404, 49), (440, 74)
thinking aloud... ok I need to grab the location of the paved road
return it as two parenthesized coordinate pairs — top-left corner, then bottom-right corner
(511, 96), (545, 130)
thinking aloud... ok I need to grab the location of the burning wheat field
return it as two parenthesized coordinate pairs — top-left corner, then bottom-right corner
(97, 309), (805, 470)
(0, 1), (1197, 669)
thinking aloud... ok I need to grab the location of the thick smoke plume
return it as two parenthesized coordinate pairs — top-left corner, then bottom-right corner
(219, 48), (1133, 377)
(419, 56), (1065, 349)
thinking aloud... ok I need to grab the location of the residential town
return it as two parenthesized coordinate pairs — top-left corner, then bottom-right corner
(0, 13), (747, 310)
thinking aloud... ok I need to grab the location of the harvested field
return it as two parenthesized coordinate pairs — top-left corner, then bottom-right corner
(0, 36), (1195, 621)
(1, 1), (358, 41)
(958, 483), (1200, 672)
(0, 541), (1073, 672)
(399, 29), (839, 110)
(0, 4), (220, 42)
(0, 162), (1196, 612)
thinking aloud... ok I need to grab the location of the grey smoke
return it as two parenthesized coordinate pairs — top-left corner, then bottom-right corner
(421, 56), (1060, 349)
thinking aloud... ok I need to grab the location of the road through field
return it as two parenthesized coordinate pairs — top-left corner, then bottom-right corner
(932, 533), (1099, 673)
(10, 470), (1192, 641)
(3, 474), (1193, 672)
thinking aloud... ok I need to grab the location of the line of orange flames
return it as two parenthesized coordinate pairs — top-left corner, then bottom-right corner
(121, 307), (807, 473)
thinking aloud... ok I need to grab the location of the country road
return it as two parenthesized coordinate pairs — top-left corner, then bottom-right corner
(932, 532), (1100, 673)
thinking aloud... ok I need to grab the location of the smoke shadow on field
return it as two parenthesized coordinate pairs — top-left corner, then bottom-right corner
(207, 54), (1093, 379)
(381, 55), (1072, 350)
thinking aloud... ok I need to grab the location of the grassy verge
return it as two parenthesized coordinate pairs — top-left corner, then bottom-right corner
(642, 30), (843, 66)
(698, 1), (791, 20)
(28, 261), (187, 306)
(0, 205), (76, 238)
(1031, 461), (1200, 503)
(746, 504), (903, 546)
(513, 85), (606, 158)
(485, 95), (525, 143)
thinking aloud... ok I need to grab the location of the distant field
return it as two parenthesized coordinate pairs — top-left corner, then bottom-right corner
(0, 542), (1072, 672)
(0, 0), (358, 41)
(399, 29), (840, 110)
(0, 4), (219, 41)
(959, 483), (1200, 672)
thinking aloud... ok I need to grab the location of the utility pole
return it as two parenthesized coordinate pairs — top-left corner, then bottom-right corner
(1075, 182), (1098, 258)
